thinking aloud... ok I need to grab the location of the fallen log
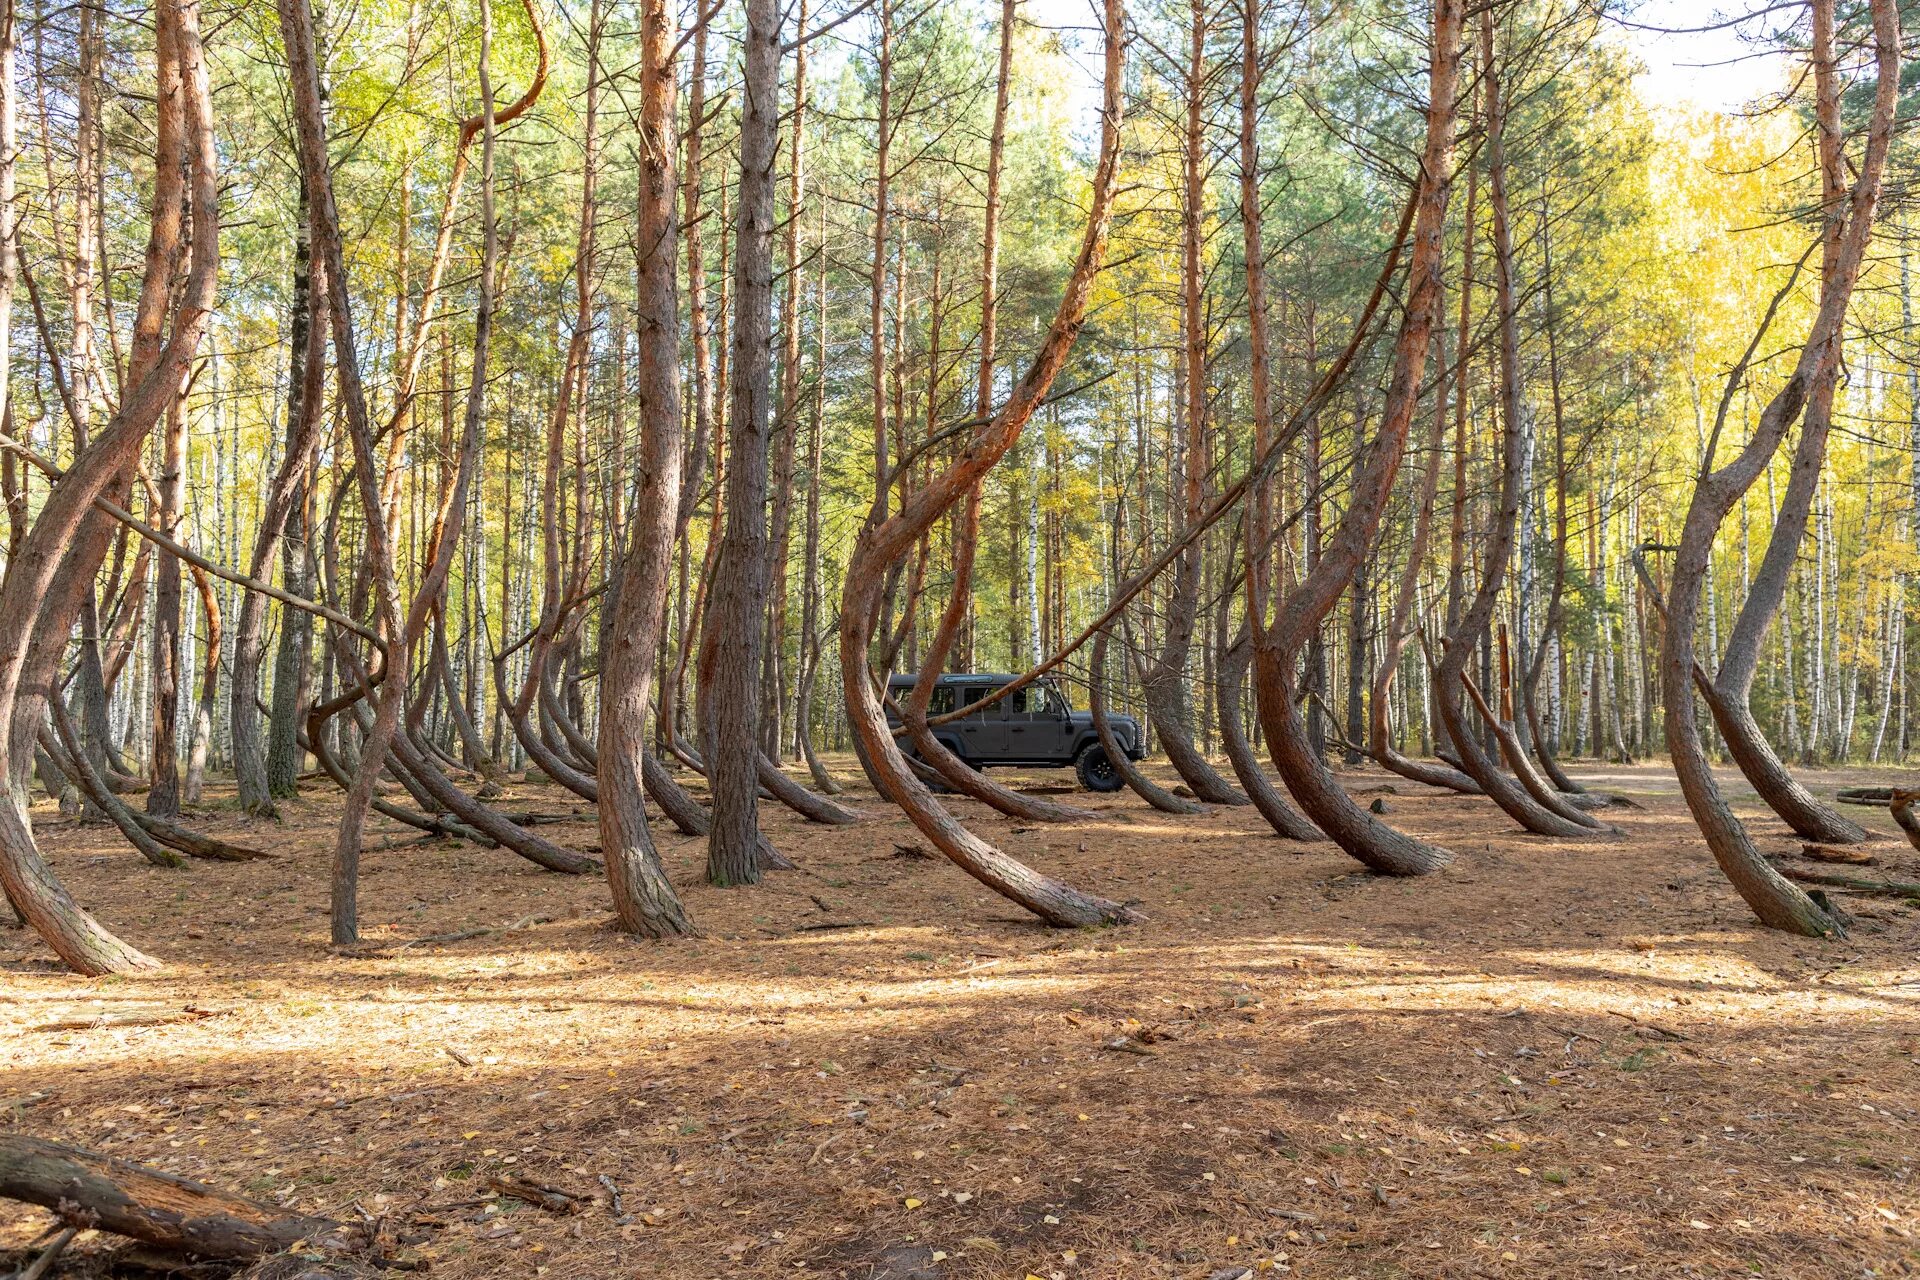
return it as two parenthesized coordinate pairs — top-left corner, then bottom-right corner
(0, 1132), (363, 1260)
(133, 811), (274, 862)
(1769, 861), (1920, 898)
(1800, 841), (1877, 866)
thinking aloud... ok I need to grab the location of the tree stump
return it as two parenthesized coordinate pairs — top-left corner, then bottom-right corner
(1890, 790), (1920, 853)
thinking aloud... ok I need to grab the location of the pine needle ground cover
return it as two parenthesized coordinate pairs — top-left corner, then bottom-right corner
(4, 761), (1915, 1279)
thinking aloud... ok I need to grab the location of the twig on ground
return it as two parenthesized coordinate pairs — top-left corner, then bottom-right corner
(31, 1006), (230, 1033)
(18, 1227), (77, 1280)
(486, 1176), (582, 1215)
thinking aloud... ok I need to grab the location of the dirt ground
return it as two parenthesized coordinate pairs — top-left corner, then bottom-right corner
(3, 756), (1918, 1279)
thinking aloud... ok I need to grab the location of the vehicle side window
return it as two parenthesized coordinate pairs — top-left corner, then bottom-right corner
(1005, 685), (1065, 716)
(927, 686), (955, 715)
(957, 685), (993, 715)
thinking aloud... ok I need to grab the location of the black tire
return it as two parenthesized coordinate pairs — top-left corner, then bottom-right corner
(1075, 744), (1125, 793)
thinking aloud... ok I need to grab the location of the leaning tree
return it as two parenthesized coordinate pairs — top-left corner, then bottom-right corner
(1659, 0), (1899, 938)
(0, 0), (220, 974)
(1248, 0), (1464, 876)
(838, 0), (1136, 928)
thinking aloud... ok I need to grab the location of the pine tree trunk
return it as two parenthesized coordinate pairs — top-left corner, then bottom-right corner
(0, 0), (216, 974)
(595, 0), (694, 937)
(1660, 0), (1896, 937)
(235, 182), (325, 813)
(1251, 0), (1463, 876)
(697, 0), (781, 885)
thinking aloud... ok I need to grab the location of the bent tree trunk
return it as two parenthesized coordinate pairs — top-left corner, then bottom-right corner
(0, 0), (217, 974)
(280, 0), (416, 947)
(839, 0), (1134, 928)
(898, 0), (1093, 829)
(1251, 0), (1463, 877)
(1216, 610), (1319, 839)
(1369, 334), (1481, 796)
(1661, 0), (1897, 937)
(1430, 8), (1595, 841)
(1694, 53), (1867, 846)
(1094, 626), (1204, 816)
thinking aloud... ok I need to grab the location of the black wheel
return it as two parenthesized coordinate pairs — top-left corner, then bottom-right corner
(1075, 744), (1125, 793)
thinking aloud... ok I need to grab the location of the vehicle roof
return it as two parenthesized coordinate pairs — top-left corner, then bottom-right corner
(885, 672), (1033, 686)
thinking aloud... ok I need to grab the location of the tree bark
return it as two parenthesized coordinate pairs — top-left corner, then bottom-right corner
(839, 0), (1134, 927)
(235, 173), (327, 813)
(596, 0), (697, 935)
(697, 0), (783, 886)
(0, 1133), (361, 1262)
(1659, 0), (1897, 937)
(266, 435), (318, 798)
(0, 0), (215, 974)
(1150, 0), (1245, 807)
(1251, 0), (1463, 876)
(147, 387), (188, 816)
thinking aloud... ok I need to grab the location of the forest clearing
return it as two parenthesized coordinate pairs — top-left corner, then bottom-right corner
(4, 0), (1920, 1272)
(4, 762), (1919, 1279)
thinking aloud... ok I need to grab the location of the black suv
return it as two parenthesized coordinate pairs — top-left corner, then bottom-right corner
(884, 673), (1144, 792)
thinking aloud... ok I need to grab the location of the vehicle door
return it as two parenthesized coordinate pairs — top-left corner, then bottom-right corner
(951, 683), (1007, 758)
(1005, 683), (1071, 762)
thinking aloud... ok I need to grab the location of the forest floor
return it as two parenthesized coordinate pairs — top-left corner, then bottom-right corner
(3, 756), (1919, 1280)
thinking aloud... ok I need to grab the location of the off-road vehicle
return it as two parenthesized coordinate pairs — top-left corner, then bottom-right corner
(884, 673), (1144, 792)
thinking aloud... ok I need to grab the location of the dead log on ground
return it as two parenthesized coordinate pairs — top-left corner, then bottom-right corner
(0, 1132), (363, 1259)
(1768, 860), (1920, 898)
(1800, 842), (1877, 866)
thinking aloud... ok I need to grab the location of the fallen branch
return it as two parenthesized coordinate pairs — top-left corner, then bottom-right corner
(487, 1175), (584, 1215)
(17, 1227), (77, 1280)
(347, 913), (553, 955)
(30, 1005), (231, 1033)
